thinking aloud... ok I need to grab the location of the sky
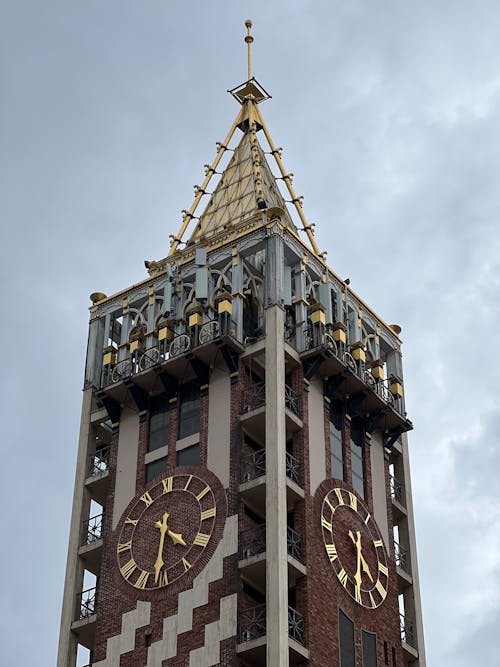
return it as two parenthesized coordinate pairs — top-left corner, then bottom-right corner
(1, 1), (499, 664)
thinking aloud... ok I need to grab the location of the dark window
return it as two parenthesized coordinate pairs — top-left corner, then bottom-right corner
(176, 444), (200, 466)
(146, 457), (167, 482)
(178, 383), (200, 439)
(392, 647), (397, 667)
(148, 396), (170, 452)
(339, 609), (355, 667)
(362, 630), (377, 667)
(350, 419), (364, 499)
(330, 401), (343, 480)
(384, 640), (389, 664)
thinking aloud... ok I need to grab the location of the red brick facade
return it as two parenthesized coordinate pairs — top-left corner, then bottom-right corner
(93, 358), (404, 666)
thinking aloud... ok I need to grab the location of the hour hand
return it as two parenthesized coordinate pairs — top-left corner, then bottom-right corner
(166, 528), (186, 547)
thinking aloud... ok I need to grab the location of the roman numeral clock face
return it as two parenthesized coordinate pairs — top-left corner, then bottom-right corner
(321, 487), (389, 609)
(116, 473), (221, 591)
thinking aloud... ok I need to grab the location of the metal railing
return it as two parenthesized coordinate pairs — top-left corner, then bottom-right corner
(88, 446), (111, 477)
(239, 524), (266, 559)
(394, 540), (410, 574)
(287, 526), (304, 563)
(303, 326), (405, 415)
(242, 380), (266, 413)
(284, 384), (300, 417)
(400, 613), (417, 649)
(238, 604), (266, 643)
(101, 317), (239, 387)
(76, 586), (97, 620)
(82, 513), (103, 546)
(288, 606), (305, 645)
(390, 474), (406, 507)
(286, 451), (302, 486)
(240, 449), (266, 483)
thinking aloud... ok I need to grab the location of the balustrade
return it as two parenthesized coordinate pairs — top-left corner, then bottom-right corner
(286, 526), (303, 563)
(400, 613), (416, 649)
(286, 451), (301, 486)
(284, 384), (300, 417)
(390, 474), (406, 507)
(239, 524), (266, 559)
(240, 449), (266, 482)
(81, 513), (103, 546)
(238, 604), (266, 643)
(288, 606), (305, 645)
(76, 586), (96, 620)
(394, 540), (410, 573)
(88, 446), (110, 477)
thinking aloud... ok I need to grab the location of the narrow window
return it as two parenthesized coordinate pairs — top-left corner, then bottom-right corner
(178, 383), (200, 439)
(330, 400), (343, 480)
(392, 647), (397, 667)
(176, 443), (200, 466)
(383, 640), (389, 664)
(148, 396), (170, 452)
(362, 630), (377, 667)
(338, 609), (355, 667)
(145, 457), (167, 482)
(350, 418), (364, 499)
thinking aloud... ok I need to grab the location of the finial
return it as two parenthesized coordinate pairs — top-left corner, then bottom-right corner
(244, 19), (254, 80)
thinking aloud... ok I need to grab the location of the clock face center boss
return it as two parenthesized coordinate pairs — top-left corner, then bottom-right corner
(116, 472), (224, 591)
(321, 487), (389, 609)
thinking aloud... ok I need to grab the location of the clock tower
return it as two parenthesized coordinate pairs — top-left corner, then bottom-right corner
(58, 21), (426, 667)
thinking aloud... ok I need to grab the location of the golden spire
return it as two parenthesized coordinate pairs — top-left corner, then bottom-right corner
(245, 19), (254, 80)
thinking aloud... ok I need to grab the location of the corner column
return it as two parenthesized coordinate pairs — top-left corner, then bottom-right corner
(265, 219), (289, 667)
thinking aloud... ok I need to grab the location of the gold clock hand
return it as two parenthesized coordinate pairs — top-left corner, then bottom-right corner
(350, 529), (374, 583)
(154, 512), (170, 583)
(166, 527), (186, 547)
(349, 530), (363, 588)
(359, 551), (374, 583)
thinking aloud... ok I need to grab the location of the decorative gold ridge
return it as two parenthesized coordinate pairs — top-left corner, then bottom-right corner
(168, 20), (323, 261)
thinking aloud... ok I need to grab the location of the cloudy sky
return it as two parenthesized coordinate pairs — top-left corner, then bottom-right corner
(2, 1), (499, 664)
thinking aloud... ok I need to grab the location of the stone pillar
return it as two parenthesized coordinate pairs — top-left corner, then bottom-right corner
(85, 314), (105, 389)
(57, 389), (93, 667)
(401, 433), (427, 666)
(265, 304), (289, 667)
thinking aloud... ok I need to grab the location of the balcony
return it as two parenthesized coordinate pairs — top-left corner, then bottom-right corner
(240, 450), (266, 516)
(237, 604), (267, 663)
(85, 446), (111, 505)
(395, 540), (412, 590)
(79, 514), (103, 576)
(237, 605), (309, 665)
(100, 317), (242, 396)
(400, 613), (419, 661)
(71, 586), (97, 649)
(390, 474), (407, 521)
(239, 524), (266, 592)
(239, 448), (304, 515)
(285, 452), (305, 507)
(238, 525), (306, 590)
(300, 327), (411, 433)
(241, 382), (303, 442)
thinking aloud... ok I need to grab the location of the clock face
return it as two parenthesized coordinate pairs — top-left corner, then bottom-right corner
(116, 472), (222, 591)
(321, 487), (389, 609)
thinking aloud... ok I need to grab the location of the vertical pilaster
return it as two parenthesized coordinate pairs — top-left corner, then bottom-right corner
(57, 388), (93, 667)
(401, 433), (427, 666)
(294, 260), (307, 353)
(231, 249), (244, 342)
(85, 314), (105, 388)
(265, 304), (289, 667)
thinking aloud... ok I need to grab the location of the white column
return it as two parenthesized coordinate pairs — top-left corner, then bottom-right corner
(57, 389), (93, 667)
(265, 305), (289, 667)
